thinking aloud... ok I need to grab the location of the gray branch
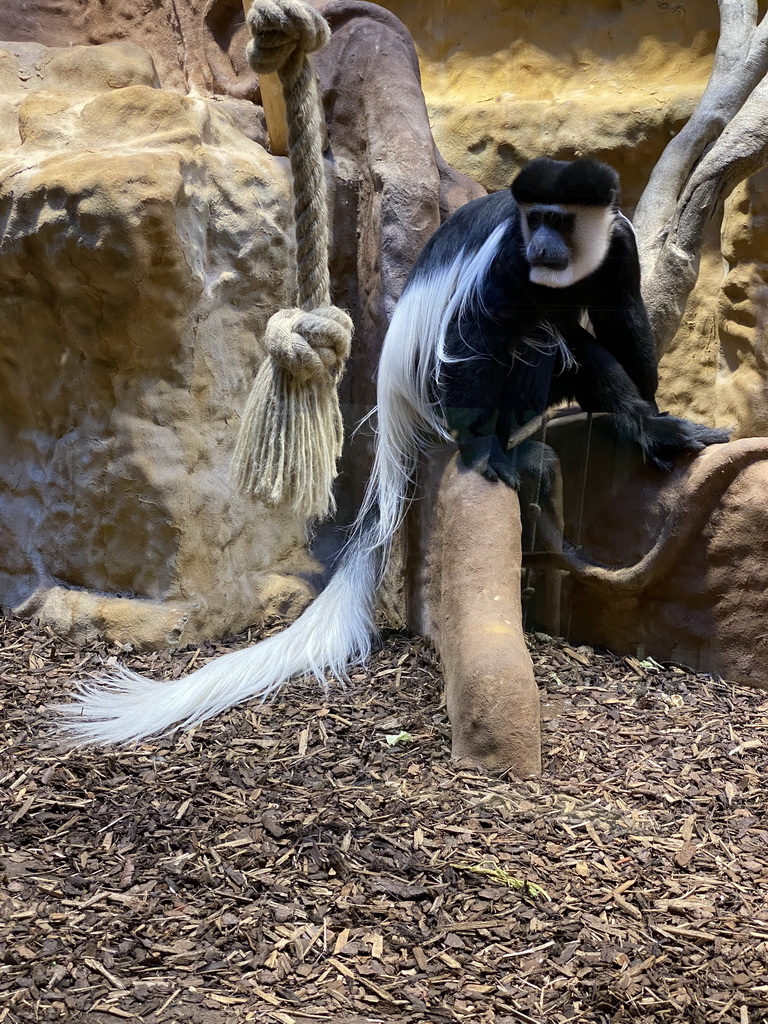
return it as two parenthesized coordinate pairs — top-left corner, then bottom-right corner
(633, 0), (768, 353)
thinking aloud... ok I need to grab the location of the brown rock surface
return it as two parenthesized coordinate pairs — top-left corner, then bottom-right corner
(522, 417), (768, 687)
(313, 0), (484, 521)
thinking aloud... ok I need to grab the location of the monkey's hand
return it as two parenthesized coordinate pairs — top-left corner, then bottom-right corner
(633, 414), (731, 472)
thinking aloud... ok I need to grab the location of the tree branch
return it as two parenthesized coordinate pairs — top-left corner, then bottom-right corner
(642, 71), (768, 352)
(633, 0), (768, 353)
(634, 0), (768, 278)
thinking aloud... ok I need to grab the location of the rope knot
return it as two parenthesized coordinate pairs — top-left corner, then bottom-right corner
(246, 0), (331, 76)
(234, 1), (344, 520)
(263, 306), (352, 384)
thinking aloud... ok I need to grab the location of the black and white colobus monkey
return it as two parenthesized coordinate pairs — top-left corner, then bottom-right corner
(434, 157), (724, 488)
(58, 157), (728, 746)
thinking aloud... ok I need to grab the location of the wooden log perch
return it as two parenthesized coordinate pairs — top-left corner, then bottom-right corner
(408, 451), (542, 776)
(437, 459), (542, 775)
(242, 0), (289, 156)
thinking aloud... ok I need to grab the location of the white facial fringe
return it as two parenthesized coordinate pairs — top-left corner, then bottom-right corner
(524, 204), (616, 289)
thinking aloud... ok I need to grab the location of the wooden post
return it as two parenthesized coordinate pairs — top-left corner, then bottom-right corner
(407, 450), (542, 776)
(437, 458), (542, 775)
(242, 0), (290, 157)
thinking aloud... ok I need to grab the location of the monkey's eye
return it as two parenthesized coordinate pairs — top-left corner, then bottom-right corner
(543, 212), (575, 233)
(527, 210), (544, 230)
(525, 209), (575, 234)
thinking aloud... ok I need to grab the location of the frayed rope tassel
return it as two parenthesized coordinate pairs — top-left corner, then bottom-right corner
(231, 305), (353, 520)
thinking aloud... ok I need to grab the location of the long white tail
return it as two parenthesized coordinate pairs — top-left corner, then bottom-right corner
(54, 226), (508, 746)
(55, 526), (382, 745)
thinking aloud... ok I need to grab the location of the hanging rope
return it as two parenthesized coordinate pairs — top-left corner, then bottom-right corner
(520, 414), (550, 631)
(232, 0), (353, 520)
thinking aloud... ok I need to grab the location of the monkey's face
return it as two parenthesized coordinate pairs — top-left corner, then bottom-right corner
(519, 203), (615, 289)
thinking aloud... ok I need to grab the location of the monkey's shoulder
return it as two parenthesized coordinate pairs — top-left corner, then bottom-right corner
(408, 190), (521, 281)
(593, 211), (642, 289)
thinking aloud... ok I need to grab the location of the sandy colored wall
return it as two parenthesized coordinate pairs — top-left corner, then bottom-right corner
(0, 2), (483, 646)
(378, 0), (717, 201)
(0, 40), (321, 647)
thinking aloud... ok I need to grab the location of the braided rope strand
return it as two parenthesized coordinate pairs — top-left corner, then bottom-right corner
(246, 0), (331, 311)
(281, 54), (330, 309)
(233, 0), (351, 520)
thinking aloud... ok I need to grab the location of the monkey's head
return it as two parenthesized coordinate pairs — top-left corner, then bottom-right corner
(511, 158), (620, 289)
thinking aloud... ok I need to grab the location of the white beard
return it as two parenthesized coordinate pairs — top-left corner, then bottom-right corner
(520, 203), (616, 289)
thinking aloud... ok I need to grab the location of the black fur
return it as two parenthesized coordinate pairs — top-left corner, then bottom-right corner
(407, 159), (728, 489)
(511, 157), (619, 207)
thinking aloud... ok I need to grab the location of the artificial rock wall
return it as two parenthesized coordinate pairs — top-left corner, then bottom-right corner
(3, 0), (768, 676)
(0, 40), (315, 646)
(0, 2), (481, 646)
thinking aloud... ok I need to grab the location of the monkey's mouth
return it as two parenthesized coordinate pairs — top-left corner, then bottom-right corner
(529, 256), (570, 271)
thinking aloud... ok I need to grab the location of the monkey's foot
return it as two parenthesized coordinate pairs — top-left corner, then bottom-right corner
(459, 435), (518, 486)
(460, 435), (559, 493)
(504, 439), (558, 498)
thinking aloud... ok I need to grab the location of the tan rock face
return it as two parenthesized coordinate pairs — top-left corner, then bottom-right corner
(652, 178), (768, 441)
(714, 170), (768, 438)
(379, 0), (717, 201)
(0, 40), (316, 646)
(0, 5), (483, 649)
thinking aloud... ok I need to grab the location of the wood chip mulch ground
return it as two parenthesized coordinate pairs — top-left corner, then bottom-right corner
(1, 613), (767, 1024)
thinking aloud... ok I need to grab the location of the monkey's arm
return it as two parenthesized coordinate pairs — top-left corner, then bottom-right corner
(550, 324), (652, 416)
(586, 216), (658, 404)
(439, 319), (560, 489)
(551, 325), (729, 470)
